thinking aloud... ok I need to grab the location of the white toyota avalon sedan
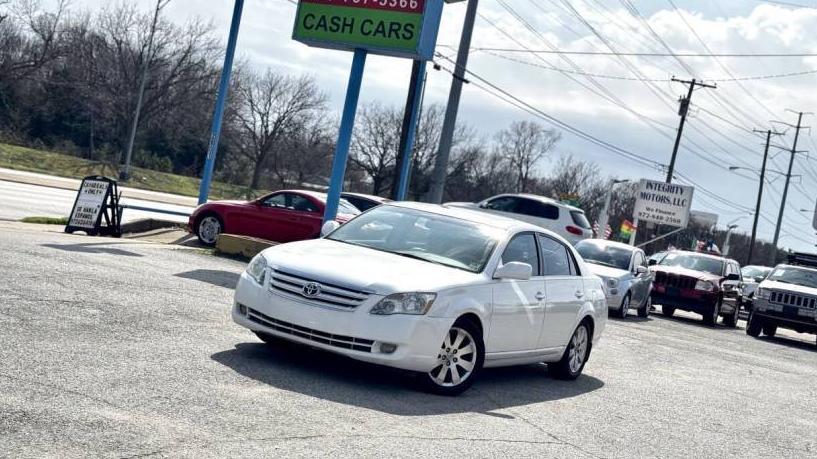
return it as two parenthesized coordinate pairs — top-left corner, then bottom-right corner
(232, 202), (607, 395)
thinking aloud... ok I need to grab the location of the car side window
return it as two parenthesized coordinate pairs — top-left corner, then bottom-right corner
(291, 195), (318, 213)
(633, 252), (646, 271)
(518, 199), (559, 219)
(501, 233), (541, 276)
(263, 193), (288, 208)
(485, 196), (520, 213)
(537, 235), (574, 276)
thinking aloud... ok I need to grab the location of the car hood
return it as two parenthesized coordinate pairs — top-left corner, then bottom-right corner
(260, 239), (484, 295)
(760, 280), (817, 296)
(651, 265), (722, 282)
(585, 263), (629, 280)
(444, 202), (478, 209)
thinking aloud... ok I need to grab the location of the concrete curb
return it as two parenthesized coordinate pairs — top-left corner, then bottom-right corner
(120, 218), (186, 235)
(215, 234), (277, 260)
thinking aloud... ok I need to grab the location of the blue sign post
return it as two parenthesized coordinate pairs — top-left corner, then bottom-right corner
(323, 49), (367, 224)
(198, 0), (244, 205)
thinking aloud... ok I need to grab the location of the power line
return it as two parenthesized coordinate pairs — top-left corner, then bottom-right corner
(467, 47), (817, 58)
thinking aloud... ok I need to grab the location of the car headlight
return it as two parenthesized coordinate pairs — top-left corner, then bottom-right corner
(246, 254), (267, 285)
(606, 278), (619, 290)
(755, 287), (770, 300)
(370, 292), (436, 315)
(695, 280), (715, 292)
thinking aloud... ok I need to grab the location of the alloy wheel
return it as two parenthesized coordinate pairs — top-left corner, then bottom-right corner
(429, 327), (477, 387)
(199, 216), (221, 244)
(568, 325), (589, 374)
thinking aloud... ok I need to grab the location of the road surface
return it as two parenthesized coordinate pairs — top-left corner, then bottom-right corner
(0, 179), (194, 224)
(1, 223), (815, 458)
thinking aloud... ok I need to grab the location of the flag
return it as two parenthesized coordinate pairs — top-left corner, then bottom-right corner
(619, 220), (636, 241)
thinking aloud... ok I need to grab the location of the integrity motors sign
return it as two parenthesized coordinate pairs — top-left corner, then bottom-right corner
(293, 0), (444, 59)
(634, 179), (695, 228)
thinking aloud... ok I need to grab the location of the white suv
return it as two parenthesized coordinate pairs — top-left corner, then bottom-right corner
(446, 194), (593, 245)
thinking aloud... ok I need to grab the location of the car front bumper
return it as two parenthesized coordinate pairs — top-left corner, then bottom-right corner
(753, 298), (817, 330)
(651, 286), (718, 313)
(232, 272), (452, 373)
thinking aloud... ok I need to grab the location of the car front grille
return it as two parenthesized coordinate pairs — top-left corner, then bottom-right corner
(769, 291), (817, 309)
(269, 268), (371, 310)
(654, 271), (698, 290)
(247, 307), (374, 353)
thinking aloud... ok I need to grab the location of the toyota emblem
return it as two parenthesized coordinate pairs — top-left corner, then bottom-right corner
(302, 282), (321, 298)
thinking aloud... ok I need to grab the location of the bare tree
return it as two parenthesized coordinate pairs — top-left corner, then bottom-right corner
(0, 0), (69, 82)
(350, 102), (401, 195)
(233, 69), (326, 189)
(495, 120), (561, 193)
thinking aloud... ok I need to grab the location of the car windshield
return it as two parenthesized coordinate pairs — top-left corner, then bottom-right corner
(326, 206), (501, 273)
(766, 267), (817, 289)
(575, 241), (632, 270)
(742, 266), (772, 279)
(659, 253), (724, 276)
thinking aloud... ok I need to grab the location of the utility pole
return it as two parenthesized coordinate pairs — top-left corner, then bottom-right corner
(746, 129), (780, 265)
(391, 60), (427, 201)
(666, 77), (716, 183)
(427, 0), (478, 204)
(771, 111), (810, 255)
(120, 0), (171, 181)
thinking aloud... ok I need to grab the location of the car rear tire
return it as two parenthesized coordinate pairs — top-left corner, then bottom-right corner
(762, 324), (777, 337)
(617, 293), (630, 319)
(723, 304), (739, 328)
(418, 319), (484, 396)
(746, 312), (762, 337)
(196, 213), (223, 246)
(662, 305), (675, 317)
(703, 299), (721, 326)
(637, 295), (651, 318)
(549, 321), (592, 380)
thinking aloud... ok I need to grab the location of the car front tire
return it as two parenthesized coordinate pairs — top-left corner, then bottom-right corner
(637, 295), (651, 318)
(723, 303), (739, 328)
(746, 312), (762, 337)
(196, 213), (223, 246)
(703, 299), (721, 326)
(762, 324), (777, 337)
(662, 305), (675, 317)
(616, 293), (630, 319)
(419, 319), (484, 396)
(550, 321), (592, 380)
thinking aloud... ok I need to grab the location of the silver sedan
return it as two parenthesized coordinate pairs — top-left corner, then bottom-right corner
(575, 239), (654, 319)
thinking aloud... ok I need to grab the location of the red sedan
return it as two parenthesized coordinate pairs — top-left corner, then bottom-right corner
(188, 190), (360, 246)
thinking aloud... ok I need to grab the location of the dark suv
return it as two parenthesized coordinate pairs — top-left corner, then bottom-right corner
(649, 251), (742, 326)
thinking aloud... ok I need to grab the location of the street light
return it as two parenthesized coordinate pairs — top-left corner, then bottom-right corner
(722, 214), (750, 257)
(597, 179), (630, 239)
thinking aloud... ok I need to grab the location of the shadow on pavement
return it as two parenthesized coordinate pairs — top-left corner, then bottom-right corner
(211, 341), (604, 416)
(42, 242), (143, 257)
(753, 335), (817, 352)
(175, 269), (240, 289)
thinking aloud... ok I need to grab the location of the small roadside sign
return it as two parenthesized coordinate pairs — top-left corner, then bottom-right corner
(292, 0), (444, 60)
(634, 179), (694, 228)
(65, 176), (122, 237)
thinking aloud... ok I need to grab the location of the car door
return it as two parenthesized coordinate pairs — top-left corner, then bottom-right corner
(631, 250), (650, 304)
(721, 262), (741, 313)
(488, 233), (546, 353)
(538, 234), (586, 349)
(255, 192), (319, 243)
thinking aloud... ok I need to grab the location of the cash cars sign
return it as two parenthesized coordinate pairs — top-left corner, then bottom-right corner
(634, 179), (695, 228)
(293, 0), (444, 60)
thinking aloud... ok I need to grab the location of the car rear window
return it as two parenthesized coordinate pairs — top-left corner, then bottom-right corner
(570, 211), (591, 229)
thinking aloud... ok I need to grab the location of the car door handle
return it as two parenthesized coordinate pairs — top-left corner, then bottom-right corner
(535, 291), (546, 301)
(575, 291), (584, 299)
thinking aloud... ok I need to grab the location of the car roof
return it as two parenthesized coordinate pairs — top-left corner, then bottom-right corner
(665, 250), (737, 264)
(773, 263), (817, 273)
(486, 193), (585, 212)
(387, 201), (546, 233)
(340, 192), (392, 203)
(578, 239), (639, 251)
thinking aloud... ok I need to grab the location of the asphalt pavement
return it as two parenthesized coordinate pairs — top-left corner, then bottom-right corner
(0, 179), (193, 224)
(1, 223), (816, 458)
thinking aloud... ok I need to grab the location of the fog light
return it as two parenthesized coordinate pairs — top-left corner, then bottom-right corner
(379, 343), (397, 354)
(237, 303), (247, 316)
(609, 288), (619, 296)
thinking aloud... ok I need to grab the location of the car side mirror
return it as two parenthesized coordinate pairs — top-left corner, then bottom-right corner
(635, 266), (648, 276)
(754, 276), (766, 283)
(648, 259), (657, 266)
(494, 262), (532, 281)
(320, 220), (340, 237)
(726, 273), (740, 281)
(478, 202), (488, 209)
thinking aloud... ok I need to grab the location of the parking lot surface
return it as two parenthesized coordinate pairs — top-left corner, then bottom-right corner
(1, 225), (815, 458)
